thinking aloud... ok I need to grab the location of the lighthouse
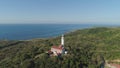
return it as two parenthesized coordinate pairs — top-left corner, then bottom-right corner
(61, 34), (64, 46)
(61, 34), (66, 54)
(48, 34), (67, 56)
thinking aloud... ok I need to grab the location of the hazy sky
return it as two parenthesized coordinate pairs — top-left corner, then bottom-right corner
(0, 0), (120, 24)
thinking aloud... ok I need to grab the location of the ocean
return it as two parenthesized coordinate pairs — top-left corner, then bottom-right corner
(0, 24), (119, 40)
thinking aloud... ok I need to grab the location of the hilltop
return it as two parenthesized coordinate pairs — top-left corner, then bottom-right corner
(0, 27), (120, 68)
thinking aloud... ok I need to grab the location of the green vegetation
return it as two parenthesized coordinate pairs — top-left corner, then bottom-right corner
(0, 27), (120, 68)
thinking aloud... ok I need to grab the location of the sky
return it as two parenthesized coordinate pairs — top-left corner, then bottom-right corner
(0, 0), (120, 24)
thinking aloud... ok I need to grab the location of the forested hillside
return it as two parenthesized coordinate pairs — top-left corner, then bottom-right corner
(0, 27), (120, 68)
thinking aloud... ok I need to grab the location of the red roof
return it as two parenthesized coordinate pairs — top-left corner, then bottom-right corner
(51, 45), (63, 50)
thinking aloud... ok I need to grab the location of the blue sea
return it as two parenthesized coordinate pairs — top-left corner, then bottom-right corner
(0, 24), (119, 40)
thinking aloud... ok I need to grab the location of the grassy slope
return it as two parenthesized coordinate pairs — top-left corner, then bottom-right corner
(64, 27), (120, 60)
(0, 27), (120, 67)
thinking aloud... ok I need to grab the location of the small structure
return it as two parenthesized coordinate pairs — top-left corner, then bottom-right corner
(48, 34), (67, 56)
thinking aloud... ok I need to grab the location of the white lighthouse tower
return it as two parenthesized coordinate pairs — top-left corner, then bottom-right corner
(61, 34), (67, 54)
(61, 34), (64, 46)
